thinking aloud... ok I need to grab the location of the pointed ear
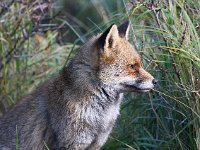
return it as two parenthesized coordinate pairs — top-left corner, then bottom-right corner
(118, 20), (130, 40)
(98, 24), (119, 49)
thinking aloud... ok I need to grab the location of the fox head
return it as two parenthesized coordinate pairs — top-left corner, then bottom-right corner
(97, 21), (157, 92)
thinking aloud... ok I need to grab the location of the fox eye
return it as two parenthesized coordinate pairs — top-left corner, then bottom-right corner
(128, 64), (135, 69)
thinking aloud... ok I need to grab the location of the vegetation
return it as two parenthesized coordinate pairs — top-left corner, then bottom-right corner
(0, 0), (199, 149)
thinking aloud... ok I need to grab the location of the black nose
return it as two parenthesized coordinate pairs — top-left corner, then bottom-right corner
(152, 79), (157, 85)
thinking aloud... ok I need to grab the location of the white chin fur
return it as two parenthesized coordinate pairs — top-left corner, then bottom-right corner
(105, 77), (154, 92)
(136, 80), (154, 90)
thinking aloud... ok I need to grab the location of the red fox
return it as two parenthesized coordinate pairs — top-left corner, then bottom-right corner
(0, 21), (156, 150)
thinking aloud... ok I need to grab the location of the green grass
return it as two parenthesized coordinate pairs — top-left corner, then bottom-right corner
(0, 0), (199, 149)
(15, 125), (18, 150)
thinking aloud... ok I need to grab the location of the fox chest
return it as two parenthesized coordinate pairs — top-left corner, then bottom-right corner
(101, 103), (120, 129)
(83, 94), (123, 133)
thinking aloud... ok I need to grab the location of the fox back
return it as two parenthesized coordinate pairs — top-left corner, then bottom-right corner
(0, 21), (156, 150)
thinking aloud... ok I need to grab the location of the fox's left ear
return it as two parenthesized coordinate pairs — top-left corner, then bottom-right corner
(118, 20), (130, 40)
(98, 24), (119, 49)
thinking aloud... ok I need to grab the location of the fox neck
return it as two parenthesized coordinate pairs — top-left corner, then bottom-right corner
(62, 62), (123, 104)
(98, 82), (123, 104)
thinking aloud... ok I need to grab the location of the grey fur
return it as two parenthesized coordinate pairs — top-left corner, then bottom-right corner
(0, 21), (155, 150)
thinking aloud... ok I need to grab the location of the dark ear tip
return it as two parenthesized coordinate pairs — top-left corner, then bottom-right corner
(118, 20), (130, 28)
(118, 20), (130, 38)
(121, 20), (130, 26)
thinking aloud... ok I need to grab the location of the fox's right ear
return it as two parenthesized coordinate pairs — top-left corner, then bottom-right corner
(118, 20), (130, 40)
(97, 24), (119, 49)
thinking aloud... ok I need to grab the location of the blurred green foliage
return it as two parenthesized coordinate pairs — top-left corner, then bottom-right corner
(0, 0), (199, 149)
